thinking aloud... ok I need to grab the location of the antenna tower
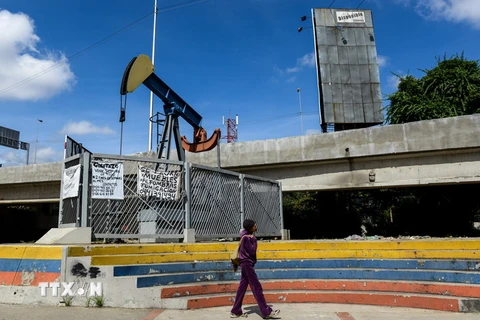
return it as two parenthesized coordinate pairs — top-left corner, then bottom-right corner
(221, 114), (238, 143)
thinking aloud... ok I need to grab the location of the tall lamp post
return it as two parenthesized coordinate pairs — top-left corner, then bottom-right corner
(34, 119), (43, 164)
(148, 0), (158, 152)
(297, 88), (304, 135)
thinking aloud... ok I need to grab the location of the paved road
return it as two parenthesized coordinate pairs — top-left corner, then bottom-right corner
(1, 303), (480, 320)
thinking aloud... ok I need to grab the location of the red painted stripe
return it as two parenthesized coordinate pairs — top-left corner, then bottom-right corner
(161, 280), (480, 299)
(336, 312), (356, 320)
(139, 309), (164, 320)
(186, 292), (460, 312)
(0, 271), (60, 286)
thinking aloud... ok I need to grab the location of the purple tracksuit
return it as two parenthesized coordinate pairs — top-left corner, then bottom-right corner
(230, 229), (273, 317)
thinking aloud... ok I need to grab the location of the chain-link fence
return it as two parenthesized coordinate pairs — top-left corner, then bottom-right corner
(58, 153), (282, 241)
(243, 175), (282, 237)
(89, 154), (185, 239)
(189, 164), (242, 239)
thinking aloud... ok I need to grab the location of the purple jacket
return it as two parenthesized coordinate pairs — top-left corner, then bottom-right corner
(238, 229), (257, 265)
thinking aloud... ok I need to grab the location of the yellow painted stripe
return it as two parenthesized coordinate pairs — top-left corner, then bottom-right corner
(91, 252), (231, 265)
(70, 239), (480, 257)
(0, 246), (62, 259)
(260, 250), (480, 260)
(90, 249), (480, 266)
(260, 240), (480, 251)
(69, 243), (234, 257)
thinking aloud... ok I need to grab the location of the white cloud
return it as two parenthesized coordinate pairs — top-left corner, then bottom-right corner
(387, 74), (402, 89)
(396, 0), (480, 29)
(297, 52), (316, 68)
(0, 9), (75, 101)
(286, 67), (301, 73)
(60, 121), (115, 135)
(272, 51), (316, 83)
(377, 55), (388, 68)
(0, 150), (27, 167)
(34, 146), (61, 164)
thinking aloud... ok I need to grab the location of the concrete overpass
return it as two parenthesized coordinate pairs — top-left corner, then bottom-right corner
(1, 115), (480, 204)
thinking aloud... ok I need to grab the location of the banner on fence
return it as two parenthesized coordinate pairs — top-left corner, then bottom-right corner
(91, 160), (124, 200)
(137, 165), (180, 200)
(62, 164), (81, 199)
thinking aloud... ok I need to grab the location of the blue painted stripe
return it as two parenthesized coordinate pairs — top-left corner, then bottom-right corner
(115, 261), (231, 277)
(116, 259), (480, 277)
(0, 258), (61, 273)
(136, 268), (480, 288)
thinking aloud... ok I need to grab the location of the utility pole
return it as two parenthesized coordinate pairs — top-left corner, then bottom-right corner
(148, 0), (158, 152)
(34, 119), (43, 164)
(297, 88), (304, 135)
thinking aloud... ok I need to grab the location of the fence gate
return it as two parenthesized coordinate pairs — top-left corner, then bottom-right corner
(89, 154), (185, 239)
(58, 153), (283, 241)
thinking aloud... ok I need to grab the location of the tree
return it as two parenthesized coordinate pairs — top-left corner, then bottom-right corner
(386, 53), (480, 124)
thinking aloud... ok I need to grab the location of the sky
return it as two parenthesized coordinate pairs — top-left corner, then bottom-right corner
(1, 0), (480, 167)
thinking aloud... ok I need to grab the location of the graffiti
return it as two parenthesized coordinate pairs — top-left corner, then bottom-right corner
(71, 262), (102, 279)
(71, 263), (88, 277)
(89, 267), (101, 279)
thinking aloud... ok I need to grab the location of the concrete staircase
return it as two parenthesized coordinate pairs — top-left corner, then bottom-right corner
(67, 239), (480, 312)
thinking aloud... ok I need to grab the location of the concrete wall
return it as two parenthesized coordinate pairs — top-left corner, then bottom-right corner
(188, 114), (480, 168)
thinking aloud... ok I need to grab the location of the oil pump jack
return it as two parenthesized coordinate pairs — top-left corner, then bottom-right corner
(119, 54), (221, 161)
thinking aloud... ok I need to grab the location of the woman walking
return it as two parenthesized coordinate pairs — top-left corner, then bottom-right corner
(230, 219), (280, 319)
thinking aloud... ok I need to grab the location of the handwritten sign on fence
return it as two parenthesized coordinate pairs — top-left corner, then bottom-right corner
(137, 165), (180, 200)
(91, 160), (124, 200)
(62, 164), (81, 199)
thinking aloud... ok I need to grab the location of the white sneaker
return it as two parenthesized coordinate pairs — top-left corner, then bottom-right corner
(230, 312), (248, 318)
(263, 309), (280, 319)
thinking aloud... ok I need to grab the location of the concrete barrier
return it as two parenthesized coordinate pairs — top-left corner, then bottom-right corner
(0, 245), (63, 305)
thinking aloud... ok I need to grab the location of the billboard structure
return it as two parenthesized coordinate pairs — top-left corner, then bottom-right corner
(64, 135), (92, 159)
(0, 125), (29, 165)
(0, 126), (28, 150)
(311, 8), (384, 132)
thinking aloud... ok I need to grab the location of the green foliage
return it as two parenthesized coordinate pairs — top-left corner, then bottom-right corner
(63, 295), (74, 307)
(92, 295), (105, 307)
(386, 53), (480, 124)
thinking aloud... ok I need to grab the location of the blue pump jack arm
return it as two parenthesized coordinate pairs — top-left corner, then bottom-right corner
(143, 73), (202, 130)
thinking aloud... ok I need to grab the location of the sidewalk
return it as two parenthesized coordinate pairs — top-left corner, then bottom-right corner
(1, 303), (480, 320)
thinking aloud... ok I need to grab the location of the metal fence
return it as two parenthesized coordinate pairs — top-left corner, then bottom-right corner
(58, 153), (283, 241)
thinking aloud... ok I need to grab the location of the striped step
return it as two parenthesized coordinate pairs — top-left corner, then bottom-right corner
(68, 239), (480, 266)
(163, 290), (480, 312)
(134, 268), (480, 287)
(86, 250), (480, 265)
(114, 259), (480, 276)
(160, 280), (480, 299)
(69, 239), (480, 257)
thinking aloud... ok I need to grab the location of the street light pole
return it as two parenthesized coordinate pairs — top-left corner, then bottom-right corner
(297, 88), (304, 135)
(34, 119), (43, 164)
(148, 0), (158, 152)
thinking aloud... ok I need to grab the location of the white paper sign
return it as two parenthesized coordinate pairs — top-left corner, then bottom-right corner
(336, 11), (365, 23)
(137, 165), (180, 201)
(91, 160), (124, 200)
(62, 164), (81, 199)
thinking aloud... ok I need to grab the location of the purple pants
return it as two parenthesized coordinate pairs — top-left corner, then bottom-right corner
(230, 262), (272, 317)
